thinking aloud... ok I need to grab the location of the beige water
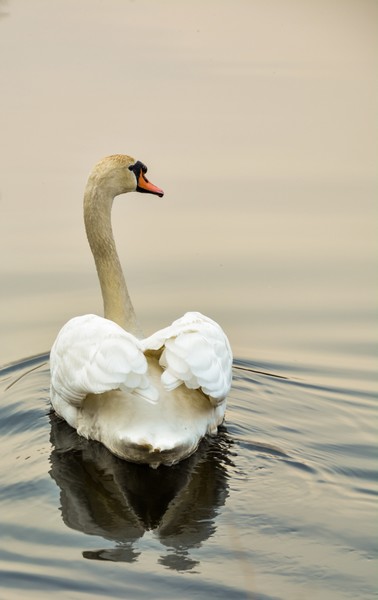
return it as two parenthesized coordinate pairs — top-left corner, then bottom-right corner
(0, 2), (377, 599)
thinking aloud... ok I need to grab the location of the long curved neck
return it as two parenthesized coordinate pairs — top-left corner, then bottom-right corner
(83, 180), (140, 336)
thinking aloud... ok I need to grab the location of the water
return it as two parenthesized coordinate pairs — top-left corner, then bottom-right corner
(1, 353), (377, 599)
(0, 1), (377, 599)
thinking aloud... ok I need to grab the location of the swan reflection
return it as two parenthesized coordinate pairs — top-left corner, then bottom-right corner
(48, 412), (233, 571)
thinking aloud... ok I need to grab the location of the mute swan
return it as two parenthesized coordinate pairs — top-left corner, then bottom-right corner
(50, 155), (232, 467)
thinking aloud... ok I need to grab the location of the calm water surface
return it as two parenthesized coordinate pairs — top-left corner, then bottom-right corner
(0, 352), (377, 599)
(0, 1), (377, 599)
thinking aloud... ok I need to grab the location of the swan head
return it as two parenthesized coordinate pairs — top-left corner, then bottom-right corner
(88, 154), (164, 198)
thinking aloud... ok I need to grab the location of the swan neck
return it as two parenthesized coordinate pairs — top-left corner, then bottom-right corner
(83, 181), (140, 335)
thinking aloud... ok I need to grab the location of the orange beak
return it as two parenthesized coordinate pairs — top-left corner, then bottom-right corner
(137, 172), (164, 197)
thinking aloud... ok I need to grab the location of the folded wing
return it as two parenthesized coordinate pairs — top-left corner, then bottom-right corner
(50, 314), (158, 406)
(142, 312), (232, 405)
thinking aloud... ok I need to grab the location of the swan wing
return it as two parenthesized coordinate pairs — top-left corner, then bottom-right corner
(142, 312), (232, 404)
(50, 314), (158, 406)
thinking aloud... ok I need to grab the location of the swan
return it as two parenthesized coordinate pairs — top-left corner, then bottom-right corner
(50, 154), (232, 467)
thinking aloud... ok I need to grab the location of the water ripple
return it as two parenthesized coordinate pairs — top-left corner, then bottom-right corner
(0, 352), (377, 599)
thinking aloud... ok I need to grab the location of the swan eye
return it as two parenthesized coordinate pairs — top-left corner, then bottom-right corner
(129, 161), (148, 177)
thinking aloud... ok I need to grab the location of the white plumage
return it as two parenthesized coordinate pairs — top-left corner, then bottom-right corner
(50, 315), (158, 410)
(50, 155), (232, 467)
(142, 312), (232, 404)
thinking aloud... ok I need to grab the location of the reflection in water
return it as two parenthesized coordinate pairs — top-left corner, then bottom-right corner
(49, 412), (233, 571)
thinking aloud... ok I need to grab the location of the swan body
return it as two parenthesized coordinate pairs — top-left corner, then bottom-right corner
(50, 155), (232, 467)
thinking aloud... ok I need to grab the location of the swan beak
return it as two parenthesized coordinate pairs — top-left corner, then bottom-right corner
(137, 172), (164, 197)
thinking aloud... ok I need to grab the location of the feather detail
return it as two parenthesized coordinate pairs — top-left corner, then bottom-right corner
(161, 369), (182, 391)
(50, 314), (157, 407)
(142, 311), (232, 404)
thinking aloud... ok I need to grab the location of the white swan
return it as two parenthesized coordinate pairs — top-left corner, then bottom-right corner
(50, 155), (232, 467)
